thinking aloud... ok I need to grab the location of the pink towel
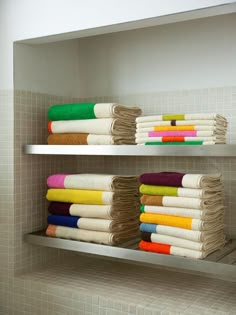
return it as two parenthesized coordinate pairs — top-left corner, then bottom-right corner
(149, 131), (197, 137)
(47, 174), (68, 188)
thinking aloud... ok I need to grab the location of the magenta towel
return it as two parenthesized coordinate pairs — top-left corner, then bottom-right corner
(47, 174), (67, 188)
(139, 172), (185, 187)
(148, 131), (197, 137)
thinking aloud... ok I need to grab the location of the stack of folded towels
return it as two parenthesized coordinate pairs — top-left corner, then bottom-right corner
(45, 174), (140, 245)
(47, 102), (142, 145)
(135, 113), (228, 145)
(139, 172), (226, 259)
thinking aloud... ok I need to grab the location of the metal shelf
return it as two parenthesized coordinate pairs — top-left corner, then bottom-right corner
(24, 144), (236, 157)
(25, 231), (236, 280)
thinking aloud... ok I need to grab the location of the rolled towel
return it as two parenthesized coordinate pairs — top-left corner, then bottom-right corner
(140, 204), (224, 220)
(46, 189), (138, 206)
(140, 195), (224, 210)
(136, 114), (227, 123)
(139, 184), (223, 199)
(139, 240), (206, 259)
(47, 133), (135, 145)
(47, 215), (139, 233)
(48, 103), (142, 121)
(48, 202), (139, 220)
(136, 119), (228, 128)
(139, 172), (222, 188)
(47, 174), (138, 192)
(48, 118), (136, 136)
(140, 223), (225, 242)
(141, 232), (225, 252)
(140, 213), (223, 231)
(46, 224), (139, 245)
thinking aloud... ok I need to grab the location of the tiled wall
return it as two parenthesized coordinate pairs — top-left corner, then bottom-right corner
(1, 86), (236, 314)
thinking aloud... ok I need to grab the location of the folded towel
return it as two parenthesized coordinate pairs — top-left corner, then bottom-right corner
(141, 232), (225, 252)
(139, 131), (222, 137)
(48, 202), (139, 220)
(140, 195), (223, 210)
(47, 133), (135, 145)
(135, 136), (226, 145)
(140, 204), (224, 220)
(48, 118), (136, 135)
(136, 119), (227, 128)
(139, 172), (222, 188)
(136, 125), (226, 132)
(140, 141), (210, 145)
(139, 223), (225, 242)
(46, 224), (114, 244)
(139, 184), (223, 199)
(46, 224), (139, 245)
(48, 215), (139, 233)
(136, 114), (227, 123)
(48, 103), (142, 121)
(47, 174), (138, 192)
(46, 189), (138, 206)
(139, 240), (206, 259)
(140, 213), (223, 231)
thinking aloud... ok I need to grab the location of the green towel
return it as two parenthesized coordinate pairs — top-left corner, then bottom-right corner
(139, 184), (178, 196)
(48, 103), (96, 121)
(145, 141), (203, 145)
(163, 114), (185, 121)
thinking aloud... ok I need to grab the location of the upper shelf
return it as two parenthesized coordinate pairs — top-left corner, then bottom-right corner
(24, 144), (236, 157)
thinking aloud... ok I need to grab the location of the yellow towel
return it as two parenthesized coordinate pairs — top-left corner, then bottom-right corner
(140, 213), (192, 229)
(46, 189), (105, 205)
(154, 125), (195, 131)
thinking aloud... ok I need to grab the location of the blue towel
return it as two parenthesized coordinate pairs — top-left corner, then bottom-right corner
(48, 215), (80, 228)
(140, 223), (157, 233)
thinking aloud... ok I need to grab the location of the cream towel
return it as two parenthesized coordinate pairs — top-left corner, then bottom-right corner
(140, 223), (225, 242)
(135, 136), (226, 145)
(142, 204), (224, 220)
(49, 118), (136, 136)
(136, 114), (227, 123)
(137, 120), (227, 128)
(148, 233), (225, 252)
(69, 204), (140, 220)
(48, 174), (138, 192)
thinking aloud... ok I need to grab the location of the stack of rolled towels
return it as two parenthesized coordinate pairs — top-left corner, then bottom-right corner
(135, 113), (227, 145)
(47, 102), (142, 145)
(139, 172), (226, 259)
(46, 174), (140, 245)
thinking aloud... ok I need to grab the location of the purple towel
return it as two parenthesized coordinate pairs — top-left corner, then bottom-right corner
(139, 172), (185, 187)
(48, 202), (72, 216)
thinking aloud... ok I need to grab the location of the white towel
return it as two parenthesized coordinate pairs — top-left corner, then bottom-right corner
(136, 114), (227, 123)
(148, 233), (225, 252)
(49, 118), (136, 135)
(141, 224), (225, 242)
(142, 204), (224, 220)
(137, 120), (227, 128)
(160, 196), (223, 210)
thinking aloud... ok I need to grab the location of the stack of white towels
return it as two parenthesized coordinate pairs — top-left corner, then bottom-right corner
(135, 113), (228, 145)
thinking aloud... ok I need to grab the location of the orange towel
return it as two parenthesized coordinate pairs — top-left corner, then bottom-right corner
(141, 195), (163, 206)
(139, 240), (171, 254)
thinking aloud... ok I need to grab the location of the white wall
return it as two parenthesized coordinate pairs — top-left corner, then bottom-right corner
(14, 41), (79, 96)
(76, 13), (236, 97)
(0, 0), (236, 90)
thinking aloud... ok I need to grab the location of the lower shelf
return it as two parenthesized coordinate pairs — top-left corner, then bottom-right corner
(25, 231), (236, 281)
